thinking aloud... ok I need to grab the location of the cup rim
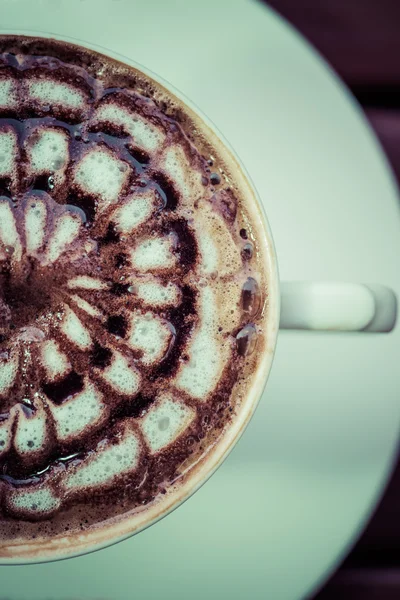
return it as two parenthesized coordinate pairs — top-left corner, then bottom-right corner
(0, 29), (281, 564)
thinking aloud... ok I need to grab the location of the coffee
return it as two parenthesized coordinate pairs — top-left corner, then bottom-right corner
(0, 36), (268, 549)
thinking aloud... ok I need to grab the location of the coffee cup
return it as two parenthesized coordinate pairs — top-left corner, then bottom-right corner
(0, 31), (396, 564)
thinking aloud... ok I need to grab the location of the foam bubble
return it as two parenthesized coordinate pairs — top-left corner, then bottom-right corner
(27, 79), (86, 110)
(141, 395), (195, 453)
(113, 190), (156, 233)
(73, 148), (130, 207)
(14, 402), (47, 456)
(40, 339), (70, 381)
(102, 351), (141, 395)
(0, 79), (17, 109)
(7, 486), (61, 518)
(128, 313), (172, 365)
(46, 212), (82, 264)
(0, 349), (19, 395)
(130, 236), (176, 271)
(92, 102), (165, 152)
(60, 306), (92, 350)
(0, 128), (17, 177)
(48, 381), (106, 442)
(24, 198), (47, 256)
(135, 280), (180, 307)
(63, 423), (140, 491)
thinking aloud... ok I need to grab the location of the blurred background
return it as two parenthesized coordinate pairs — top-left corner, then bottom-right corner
(262, 2), (400, 598)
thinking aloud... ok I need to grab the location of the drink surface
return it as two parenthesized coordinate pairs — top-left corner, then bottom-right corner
(0, 36), (268, 545)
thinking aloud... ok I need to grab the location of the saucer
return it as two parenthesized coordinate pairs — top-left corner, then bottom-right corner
(0, 1), (399, 599)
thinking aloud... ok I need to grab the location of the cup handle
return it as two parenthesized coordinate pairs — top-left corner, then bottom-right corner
(279, 282), (397, 332)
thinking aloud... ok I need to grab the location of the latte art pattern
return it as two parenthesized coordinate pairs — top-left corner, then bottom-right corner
(0, 38), (265, 531)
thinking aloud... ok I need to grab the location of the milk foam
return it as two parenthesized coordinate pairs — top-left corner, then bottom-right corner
(195, 205), (242, 277)
(7, 487), (61, 519)
(70, 294), (103, 319)
(40, 340), (70, 380)
(14, 402), (47, 455)
(28, 128), (68, 174)
(0, 129), (17, 177)
(0, 38), (265, 529)
(0, 79), (17, 110)
(141, 395), (195, 453)
(113, 190), (157, 233)
(67, 276), (107, 290)
(49, 382), (106, 442)
(25, 198), (47, 255)
(128, 313), (172, 365)
(177, 286), (229, 399)
(27, 79), (87, 111)
(0, 349), (18, 395)
(73, 148), (129, 206)
(159, 145), (203, 202)
(64, 424), (140, 491)
(102, 351), (141, 395)
(131, 236), (177, 271)
(135, 280), (180, 307)
(46, 212), (82, 263)
(0, 419), (12, 457)
(0, 199), (21, 262)
(93, 103), (165, 152)
(60, 306), (92, 350)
